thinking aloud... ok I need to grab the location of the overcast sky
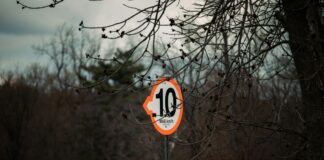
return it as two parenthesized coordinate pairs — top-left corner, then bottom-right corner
(0, 0), (153, 71)
(0, 0), (196, 72)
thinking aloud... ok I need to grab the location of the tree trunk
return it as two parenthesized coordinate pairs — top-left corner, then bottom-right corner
(282, 0), (324, 159)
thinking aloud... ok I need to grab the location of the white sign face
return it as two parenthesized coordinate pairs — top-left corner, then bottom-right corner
(143, 77), (183, 135)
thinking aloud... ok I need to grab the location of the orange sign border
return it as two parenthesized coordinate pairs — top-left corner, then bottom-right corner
(143, 77), (183, 135)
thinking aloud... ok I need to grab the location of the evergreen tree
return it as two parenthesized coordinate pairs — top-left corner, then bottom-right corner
(82, 49), (145, 93)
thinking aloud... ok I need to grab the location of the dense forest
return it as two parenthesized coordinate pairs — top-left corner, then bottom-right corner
(0, 25), (306, 160)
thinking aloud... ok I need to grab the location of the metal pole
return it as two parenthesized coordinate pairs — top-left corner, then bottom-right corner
(164, 135), (169, 160)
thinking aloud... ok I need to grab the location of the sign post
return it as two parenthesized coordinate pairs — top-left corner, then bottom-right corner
(165, 135), (169, 160)
(143, 77), (184, 160)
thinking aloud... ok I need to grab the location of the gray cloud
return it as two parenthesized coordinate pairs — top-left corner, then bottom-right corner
(0, 0), (75, 35)
(0, 0), (161, 71)
(0, 19), (51, 35)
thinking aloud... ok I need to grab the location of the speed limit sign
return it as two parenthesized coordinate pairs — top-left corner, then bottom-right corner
(143, 77), (183, 135)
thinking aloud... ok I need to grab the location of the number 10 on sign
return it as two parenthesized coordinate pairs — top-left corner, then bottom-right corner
(143, 77), (183, 135)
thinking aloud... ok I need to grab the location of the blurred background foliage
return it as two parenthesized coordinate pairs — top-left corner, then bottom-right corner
(0, 25), (306, 160)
